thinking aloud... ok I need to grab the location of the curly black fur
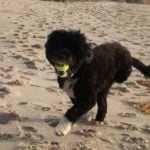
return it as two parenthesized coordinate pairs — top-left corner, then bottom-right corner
(45, 29), (150, 123)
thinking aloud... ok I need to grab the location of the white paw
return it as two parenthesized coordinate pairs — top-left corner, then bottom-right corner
(55, 117), (72, 136)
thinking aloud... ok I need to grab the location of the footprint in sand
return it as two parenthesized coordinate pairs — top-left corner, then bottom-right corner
(118, 112), (136, 118)
(19, 125), (44, 141)
(33, 35), (45, 39)
(125, 81), (140, 89)
(20, 140), (66, 150)
(121, 134), (150, 150)
(22, 126), (37, 133)
(31, 44), (42, 49)
(50, 141), (66, 150)
(0, 101), (9, 108)
(17, 24), (25, 30)
(136, 80), (150, 88)
(0, 36), (7, 40)
(137, 52), (146, 56)
(0, 133), (13, 140)
(12, 54), (38, 70)
(18, 102), (28, 105)
(46, 86), (61, 93)
(112, 86), (131, 93)
(7, 76), (31, 86)
(12, 54), (29, 61)
(114, 122), (138, 131)
(141, 125), (150, 134)
(19, 71), (36, 76)
(74, 128), (97, 138)
(3, 40), (16, 48)
(0, 112), (20, 124)
(18, 141), (52, 150)
(0, 86), (10, 98)
(22, 44), (29, 47)
(30, 103), (51, 112)
(43, 115), (59, 127)
(106, 121), (138, 131)
(24, 60), (38, 70)
(7, 79), (24, 86)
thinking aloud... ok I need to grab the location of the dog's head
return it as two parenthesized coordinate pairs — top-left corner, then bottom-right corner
(45, 29), (93, 78)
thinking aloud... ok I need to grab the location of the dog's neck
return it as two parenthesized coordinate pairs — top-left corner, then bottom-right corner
(57, 77), (70, 89)
(57, 56), (91, 88)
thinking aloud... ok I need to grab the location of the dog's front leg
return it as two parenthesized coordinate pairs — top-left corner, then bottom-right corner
(55, 99), (96, 136)
(55, 116), (72, 136)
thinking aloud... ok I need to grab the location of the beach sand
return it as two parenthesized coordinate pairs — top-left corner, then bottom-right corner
(0, 0), (150, 149)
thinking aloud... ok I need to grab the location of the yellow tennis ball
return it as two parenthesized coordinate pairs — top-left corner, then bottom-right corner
(55, 62), (69, 72)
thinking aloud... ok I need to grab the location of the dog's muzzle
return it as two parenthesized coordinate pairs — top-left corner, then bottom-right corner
(55, 62), (70, 78)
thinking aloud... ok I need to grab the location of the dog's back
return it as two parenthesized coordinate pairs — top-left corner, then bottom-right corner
(92, 42), (132, 84)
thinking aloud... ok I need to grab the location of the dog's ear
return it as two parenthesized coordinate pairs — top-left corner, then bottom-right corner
(73, 31), (93, 63)
(45, 33), (56, 65)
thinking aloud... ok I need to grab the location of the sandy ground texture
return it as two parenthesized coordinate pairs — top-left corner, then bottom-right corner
(0, 0), (150, 150)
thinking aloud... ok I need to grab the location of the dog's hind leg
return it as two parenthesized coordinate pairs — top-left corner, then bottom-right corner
(95, 91), (109, 122)
(96, 97), (107, 122)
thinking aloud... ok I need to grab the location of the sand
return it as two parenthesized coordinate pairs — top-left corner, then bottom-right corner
(0, 0), (150, 150)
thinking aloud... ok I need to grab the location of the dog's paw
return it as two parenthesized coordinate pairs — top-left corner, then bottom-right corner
(91, 119), (106, 126)
(55, 117), (72, 136)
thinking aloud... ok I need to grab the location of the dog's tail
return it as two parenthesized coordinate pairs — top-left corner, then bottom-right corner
(132, 57), (150, 78)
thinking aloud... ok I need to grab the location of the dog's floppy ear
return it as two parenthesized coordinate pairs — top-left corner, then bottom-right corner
(45, 33), (56, 65)
(73, 30), (93, 63)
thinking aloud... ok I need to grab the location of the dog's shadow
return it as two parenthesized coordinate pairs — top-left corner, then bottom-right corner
(44, 113), (94, 129)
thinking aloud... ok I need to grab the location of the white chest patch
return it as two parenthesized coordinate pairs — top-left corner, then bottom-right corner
(62, 78), (78, 98)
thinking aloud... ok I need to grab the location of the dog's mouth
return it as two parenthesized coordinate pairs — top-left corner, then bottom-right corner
(55, 70), (68, 78)
(55, 61), (70, 78)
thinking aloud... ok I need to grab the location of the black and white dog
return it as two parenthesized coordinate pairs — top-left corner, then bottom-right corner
(45, 29), (150, 136)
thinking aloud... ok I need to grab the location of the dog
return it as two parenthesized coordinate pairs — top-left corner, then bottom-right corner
(45, 29), (150, 136)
